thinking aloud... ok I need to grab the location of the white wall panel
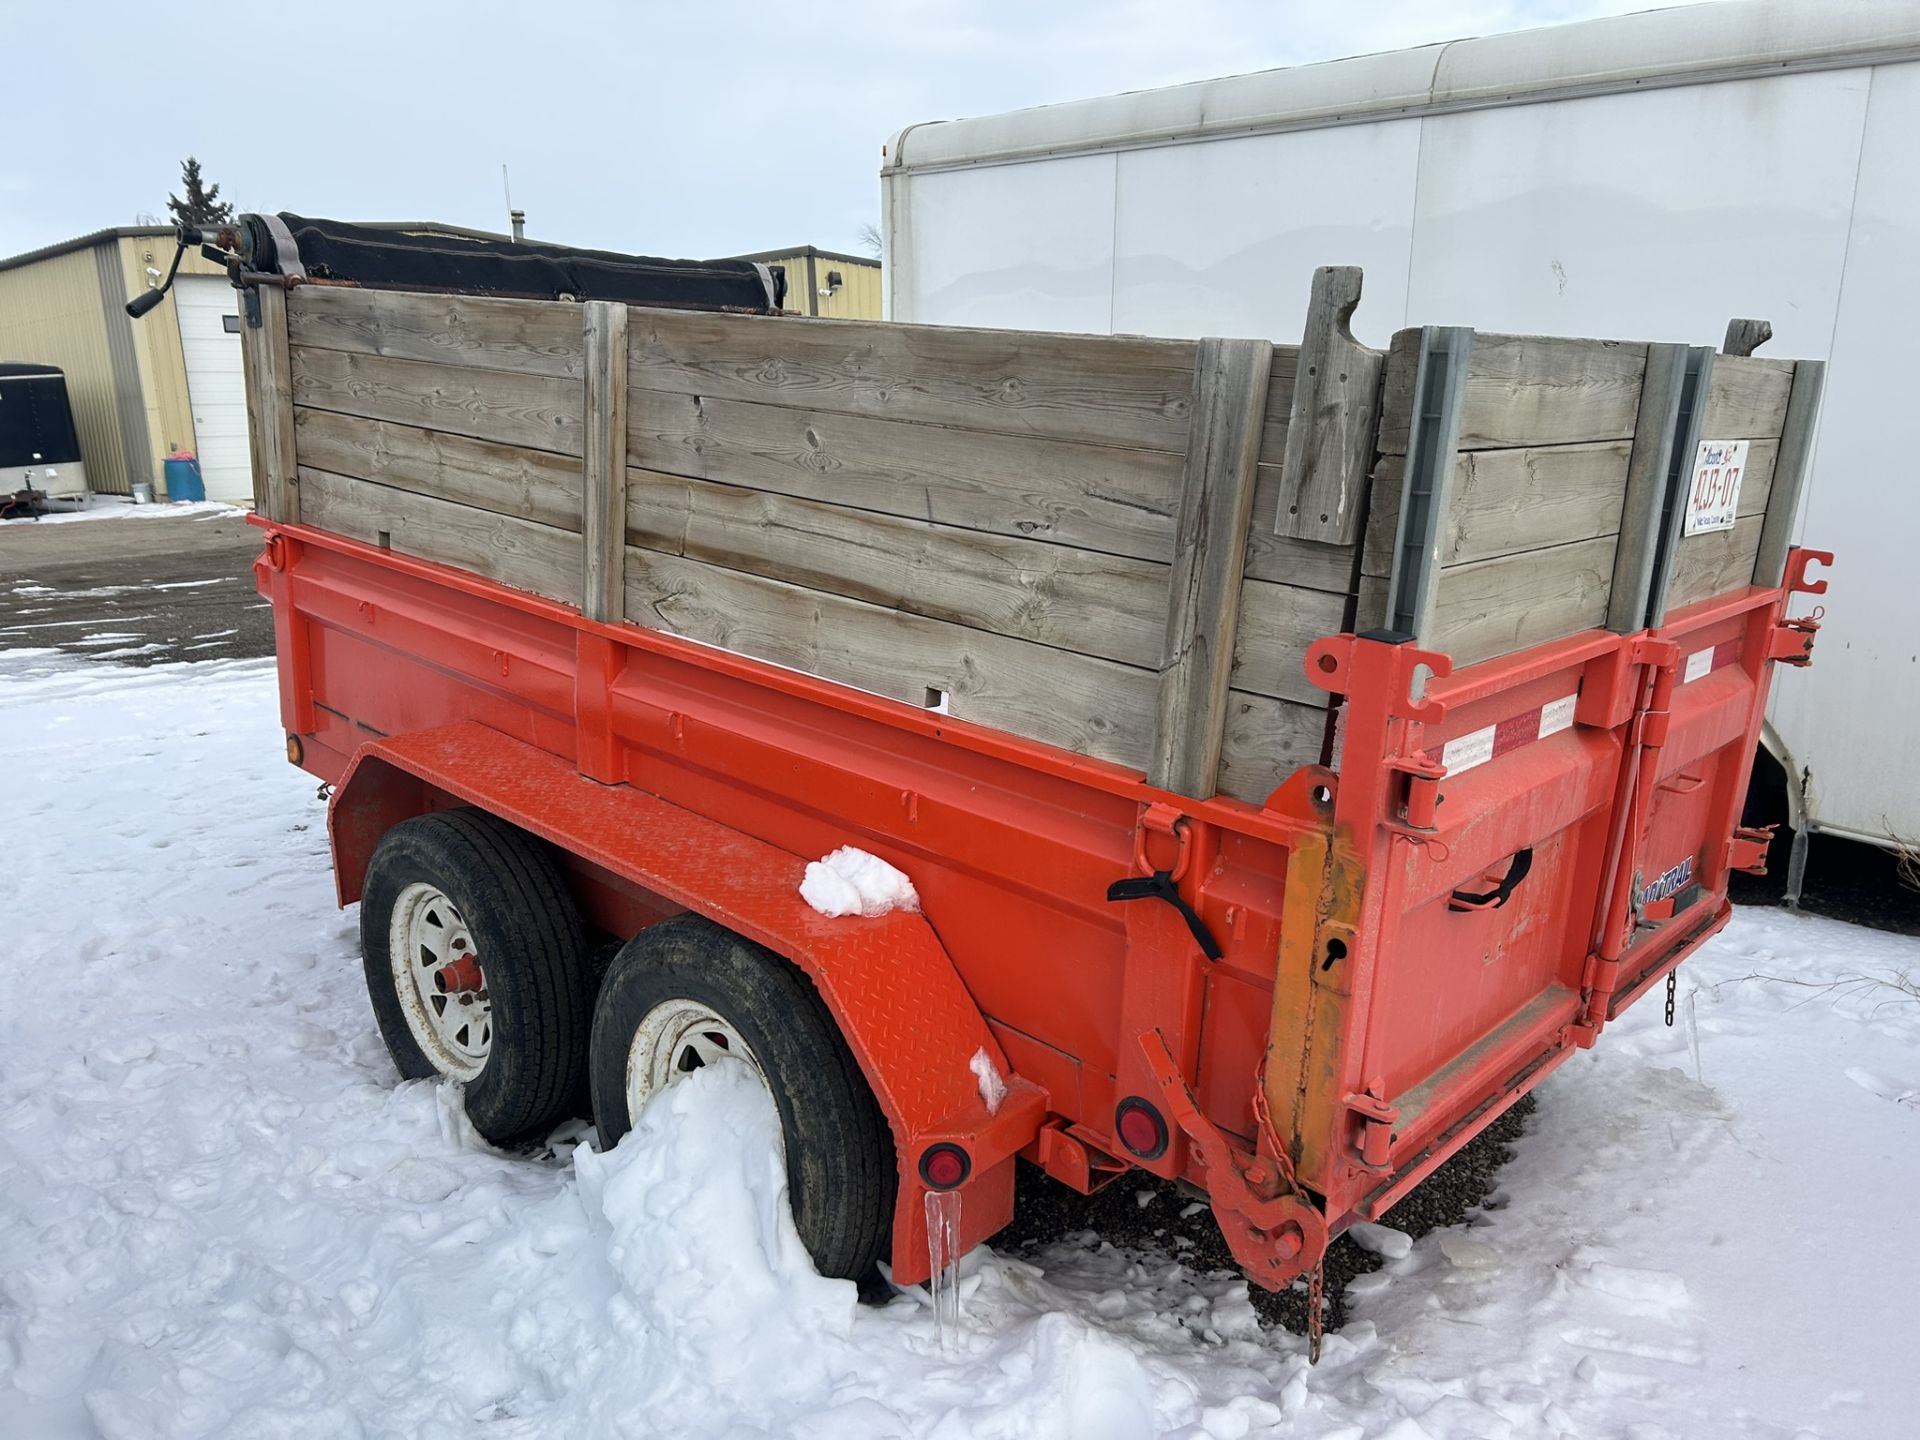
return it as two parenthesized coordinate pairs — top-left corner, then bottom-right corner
(1111, 122), (1420, 347)
(1404, 70), (1870, 358)
(897, 154), (1117, 333)
(1769, 62), (1920, 844)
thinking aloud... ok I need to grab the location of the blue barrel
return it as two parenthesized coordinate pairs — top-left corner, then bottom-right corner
(163, 452), (206, 502)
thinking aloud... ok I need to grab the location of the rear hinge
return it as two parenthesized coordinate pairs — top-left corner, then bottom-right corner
(1573, 953), (1620, 1047)
(1767, 616), (1820, 667)
(1728, 824), (1775, 875)
(1385, 750), (1447, 835)
(1625, 636), (1680, 747)
(1342, 1080), (1400, 1171)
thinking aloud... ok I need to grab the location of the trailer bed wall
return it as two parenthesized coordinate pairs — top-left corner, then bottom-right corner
(268, 286), (1356, 804)
(1356, 334), (1806, 662)
(261, 284), (1815, 791)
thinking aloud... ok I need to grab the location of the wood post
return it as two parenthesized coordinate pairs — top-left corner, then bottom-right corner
(1607, 342), (1690, 633)
(1150, 337), (1273, 798)
(1722, 317), (1773, 357)
(1277, 266), (1384, 545)
(240, 283), (300, 524)
(1753, 360), (1826, 588)
(581, 300), (630, 624)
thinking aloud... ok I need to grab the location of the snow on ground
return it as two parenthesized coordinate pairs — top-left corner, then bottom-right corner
(2, 658), (1917, 1439)
(1, 496), (245, 527)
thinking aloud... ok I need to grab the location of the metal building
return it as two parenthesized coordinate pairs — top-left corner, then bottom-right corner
(0, 227), (243, 500)
(0, 219), (587, 503)
(728, 246), (882, 319)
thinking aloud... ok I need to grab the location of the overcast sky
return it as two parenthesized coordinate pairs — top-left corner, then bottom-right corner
(7, 0), (1665, 262)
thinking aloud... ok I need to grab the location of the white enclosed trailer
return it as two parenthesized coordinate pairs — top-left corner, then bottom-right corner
(882, 0), (1920, 869)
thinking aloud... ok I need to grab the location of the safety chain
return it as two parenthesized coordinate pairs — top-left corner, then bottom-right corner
(1665, 968), (1678, 1028)
(1252, 1059), (1326, 1362)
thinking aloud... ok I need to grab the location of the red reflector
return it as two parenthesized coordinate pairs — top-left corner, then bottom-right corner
(919, 1144), (969, 1190)
(1115, 1097), (1168, 1160)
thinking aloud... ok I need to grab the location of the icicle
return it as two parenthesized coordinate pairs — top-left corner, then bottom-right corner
(925, 1187), (962, 1351)
(1686, 981), (1704, 1084)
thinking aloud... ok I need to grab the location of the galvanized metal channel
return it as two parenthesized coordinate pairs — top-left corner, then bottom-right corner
(1384, 326), (1474, 643)
(1753, 360), (1827, 589)
(1642, 346), (1716, 630)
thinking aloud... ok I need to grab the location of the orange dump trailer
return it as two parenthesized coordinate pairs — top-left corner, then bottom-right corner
(193, 216), (1827, 1343)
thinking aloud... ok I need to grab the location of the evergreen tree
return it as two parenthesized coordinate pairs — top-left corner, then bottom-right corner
(167, 157), (234, 227)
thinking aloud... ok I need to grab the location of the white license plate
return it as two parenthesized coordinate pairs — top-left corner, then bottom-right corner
(1683, 439), (1749, 536)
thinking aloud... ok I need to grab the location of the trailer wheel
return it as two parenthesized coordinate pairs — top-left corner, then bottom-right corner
(589, 914), (895, 1282)
(360, 809), (591, 1145)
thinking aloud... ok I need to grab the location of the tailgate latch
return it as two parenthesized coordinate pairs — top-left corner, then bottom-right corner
(1769, 548), (1833, 668)
(1728, 824), (1775, 875)
(1766, 616), (1820, 667)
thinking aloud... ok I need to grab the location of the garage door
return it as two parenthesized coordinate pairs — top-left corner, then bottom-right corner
(173, 275), (253, 501)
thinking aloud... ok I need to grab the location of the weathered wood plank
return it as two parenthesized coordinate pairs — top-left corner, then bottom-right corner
(291, 345), (584, 457)
(286, 285), (585, 380)
(626, 307), (1202, 453)
(1255, 352), (1300, 468)
(1378, 332), (1647, 455)
(299, 467), (582, 600)
(581, 302), (630, 624)
(1426, 534), (1619, 667)
(622, 464), (1335, 707)
(1667, 513), (1764, 611)
(1734, 438), (1778, 520)
(623, 467), (1170, 673)
(1217, 690), (1334, 805)
(1362, 443), (1631, 575)
(622, 546), (1158, 769)
(292, 407), (584, 531)
(1151, 338), (1274, 798)
(1277, 266), (1385, 544)
(1245, 470), (1357, 592)
(1230, 579), (1347, 705)
(240, 286), (300, 523)
(1722, 318), (1773, 358)
(627, 387), (1356, 592)
(1446, 442), (1631, 564)
(1699, 355), (1795, 440)
(1359, 454), (1407, 580)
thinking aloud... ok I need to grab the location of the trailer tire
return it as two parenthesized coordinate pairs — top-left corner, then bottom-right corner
(589, 914), (895, 1283)
(360, 809), (591, 1145)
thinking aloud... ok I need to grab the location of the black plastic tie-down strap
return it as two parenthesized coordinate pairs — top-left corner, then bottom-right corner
(1105, 870), (1224, 960)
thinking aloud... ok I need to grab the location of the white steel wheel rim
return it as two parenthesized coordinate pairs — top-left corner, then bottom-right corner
(389, 881), (492, 1081)
(626, 997), (768, 1120)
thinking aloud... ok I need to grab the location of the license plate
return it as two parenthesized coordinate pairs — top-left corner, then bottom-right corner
(1683, 439), (1748, 536)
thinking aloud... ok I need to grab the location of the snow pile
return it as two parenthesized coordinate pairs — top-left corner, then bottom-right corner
(3, 656), (1918, 1438)
(799, 845), (920, 918)
(970, 1046), (1008, 1115)
(575, 1064), (856, 1422)
(1, 495), (245, 526)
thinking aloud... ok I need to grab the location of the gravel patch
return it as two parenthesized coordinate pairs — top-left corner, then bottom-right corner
(997, 1093), (1537, 1333)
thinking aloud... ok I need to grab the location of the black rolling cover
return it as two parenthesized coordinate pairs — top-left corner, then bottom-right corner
(243, 213), (784, 312)
(0, 366), (82, 469)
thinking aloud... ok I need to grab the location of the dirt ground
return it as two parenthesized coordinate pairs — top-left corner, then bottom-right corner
(0, 510), (274, 668)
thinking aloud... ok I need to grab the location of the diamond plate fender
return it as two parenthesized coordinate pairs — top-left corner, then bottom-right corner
(329, 721), (1045, 1285)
